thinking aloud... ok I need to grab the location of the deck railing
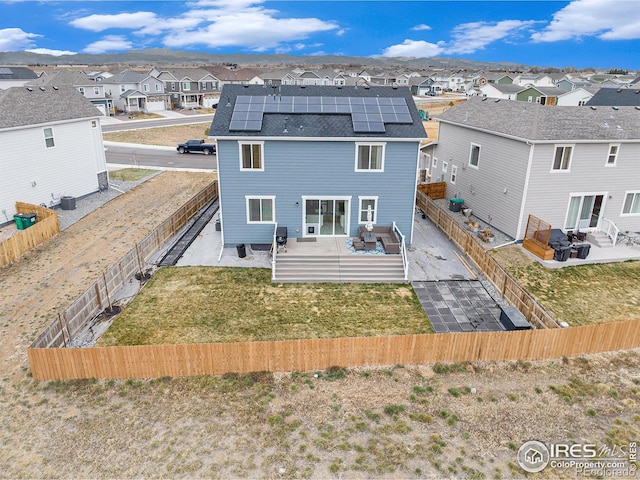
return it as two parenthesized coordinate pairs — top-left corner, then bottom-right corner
(601, 218), (620, 247)
(393, 221), (408, 281)
(271, 223), (278, 281)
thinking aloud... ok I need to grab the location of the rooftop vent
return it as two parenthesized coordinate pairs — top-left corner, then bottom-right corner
(494, 99), (500, 102)
(52, 86), (59, 90)
(612, 106), (619, 110)
(590, 106), (597, 110)
(26, 87), (33, 92)
(39, 86), (45, 91)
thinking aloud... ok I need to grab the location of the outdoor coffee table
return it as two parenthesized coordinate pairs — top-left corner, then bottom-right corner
(363, 231), (377, 250)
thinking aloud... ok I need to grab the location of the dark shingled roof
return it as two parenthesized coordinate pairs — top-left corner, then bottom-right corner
(0, 86), (102, 129)
(0, 66), (38, 80)
(435, 97), (640, 141)
(585, 87), (640, 107)
(210, 84), (427, 140)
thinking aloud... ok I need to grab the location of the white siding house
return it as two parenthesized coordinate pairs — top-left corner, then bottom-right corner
(423, 98), (640, 241)
(0, 86), (107, 223)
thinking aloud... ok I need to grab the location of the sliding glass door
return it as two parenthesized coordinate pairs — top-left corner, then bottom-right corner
(565, 194), (604, 230)
(303, 197), (349, 236)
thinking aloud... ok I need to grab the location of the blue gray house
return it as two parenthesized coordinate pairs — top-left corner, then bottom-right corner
(209, 84), (427, 256)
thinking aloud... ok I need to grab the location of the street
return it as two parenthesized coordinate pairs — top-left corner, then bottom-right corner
(105, 143), (217, 171)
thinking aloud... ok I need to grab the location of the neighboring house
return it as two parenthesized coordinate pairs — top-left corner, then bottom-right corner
(0, 66), (39, 89)
(28, 69), (114, 116)
(208, 84), (426, 248)
(259, 70), (297, 86)
(586, 87), (640, 107)
(556, 87), (594, 106)
(422, 98), (640, 241)
(410, 77), (440, 95)
(513, 74), (555, 87)
(205, 67), (262, 87)
(0, 86), (107, 222)
(102, 70), (169, 113)
(556, 77), (593, 92)
(149, 67), (215, 109)
(480, 83), (523, 100)
(516, 86), (563, 105)
(484, 73), (514, 84)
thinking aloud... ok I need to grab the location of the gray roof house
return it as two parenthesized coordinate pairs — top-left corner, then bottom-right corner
(209, 84), (426, 282)
(422, 98), (640, 246)
(586, 88), (640, 107)
(0, 86), (108, 221)
(101, 70), (169, 113)
(0, 66), (39, 89)
(28, 69), (114, 116)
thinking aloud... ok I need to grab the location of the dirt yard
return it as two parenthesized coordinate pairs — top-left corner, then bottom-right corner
(1, 149), (638, 478)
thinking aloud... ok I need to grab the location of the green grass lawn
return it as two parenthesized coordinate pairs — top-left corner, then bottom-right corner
(98, 267), (432, 346)
(108, 168), (159, 182)
(491, 247), (640, 326)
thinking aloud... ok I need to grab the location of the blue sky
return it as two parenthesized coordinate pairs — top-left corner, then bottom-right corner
(1, 0), (639, 69)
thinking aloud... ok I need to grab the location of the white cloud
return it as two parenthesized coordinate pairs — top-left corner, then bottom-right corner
(0, 28), (40, 51)
(83, 35), (133, 54)
(447, 20), (538, 54)
(380, 19), (536, 58)
(532, 0), (640, 42)
(67, 1), (339, 53)
(162, 8), (338, 50)
(381, 39), (443, 58)
(411, 24), (431, 31)
(70, 12), (159, 32)
(26, 48), (77, 56)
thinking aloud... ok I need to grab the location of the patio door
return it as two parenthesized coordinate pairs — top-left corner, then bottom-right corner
(565, 194), (605, 230)
(303, 197), (349, 237)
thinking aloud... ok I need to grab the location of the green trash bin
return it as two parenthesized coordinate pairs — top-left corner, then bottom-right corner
(449, 198), (464, 212)
(14, 213), (36, 230)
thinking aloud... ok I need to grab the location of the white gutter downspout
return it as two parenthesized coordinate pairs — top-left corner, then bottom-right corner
(515, 142), (535, 240)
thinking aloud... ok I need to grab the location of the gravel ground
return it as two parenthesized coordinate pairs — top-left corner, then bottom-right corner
(56, 173), (161, 230)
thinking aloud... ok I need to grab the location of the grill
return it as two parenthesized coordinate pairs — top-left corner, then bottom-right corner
(276, 226), (288, 252)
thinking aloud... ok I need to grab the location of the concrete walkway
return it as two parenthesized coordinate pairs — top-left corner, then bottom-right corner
(176, 211), (477, 281)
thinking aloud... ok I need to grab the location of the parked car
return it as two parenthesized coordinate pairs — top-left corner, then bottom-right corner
(176, 139), (216, 155)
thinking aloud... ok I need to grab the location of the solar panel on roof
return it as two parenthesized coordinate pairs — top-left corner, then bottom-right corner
(229, 95), (413, 132)
(0, 67), (13, 75)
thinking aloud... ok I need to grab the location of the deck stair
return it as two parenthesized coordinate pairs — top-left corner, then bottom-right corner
(586, 231), (614, 248)
(275, 252), (406, 283)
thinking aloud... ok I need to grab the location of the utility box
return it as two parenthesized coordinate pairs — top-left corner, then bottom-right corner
(499, 306), (532, 331)
(60, 196), (76, 210)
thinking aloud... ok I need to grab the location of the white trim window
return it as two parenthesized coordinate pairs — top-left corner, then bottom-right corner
(432, 156), (438, 169)
(442, 160), (448, 173)
(622, 192), (640, 215)
(93, 87), (100, 95)
(358, 196), (378, 224)
(43, 127), (55, 148)
(606, 144), (619, 166)
(78, 87), (85, 95)
(246, 196), (275, 223)
(451, 165), (458, 185)
(355, 143), (385, 171)
(239, 142), (264, 171)
(552, 145), (573, 171)
(155, 84), (161, 92)
(469, 143), (480, 169)
(182, 82), (191, 91)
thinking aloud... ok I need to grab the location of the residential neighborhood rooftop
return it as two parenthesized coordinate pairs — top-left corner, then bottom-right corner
(586, 87), (640, 106)
(436, 97), (640, 141)
(0, 85), (102, 129)
(210, 84), (427, 139)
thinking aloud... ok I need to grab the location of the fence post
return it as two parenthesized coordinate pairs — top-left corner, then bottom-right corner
(57, 313), (68, 348)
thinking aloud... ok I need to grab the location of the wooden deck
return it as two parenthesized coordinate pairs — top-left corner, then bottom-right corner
(273, 237), (406, 283)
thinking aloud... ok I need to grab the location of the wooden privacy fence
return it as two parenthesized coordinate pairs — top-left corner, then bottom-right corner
(415, 190), (559, 329)
(27, 319), (640, 380)
(417, 181), (447, 200)
(0, 202), (60, 267)
(29, 181), (218, 350)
